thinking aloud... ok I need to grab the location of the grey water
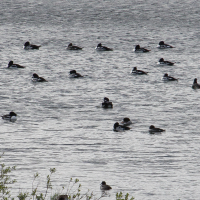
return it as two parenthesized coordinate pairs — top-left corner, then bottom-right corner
(1, 0), (200, 199)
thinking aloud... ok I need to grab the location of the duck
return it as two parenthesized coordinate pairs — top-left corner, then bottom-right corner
(100, 181), (112, 191)
(58, 195), (68, 200)
(134, 45), (150, 52)
(113, 122), (130, 132)
(192, 78), (200, 89)
(158, 58), (175, 66)
(149, 125), (165, 134)
(23, 41), (41, 50)
(32, 73), (47, 82)
(121, 118), (132, 126)
(69, 70), (83, 78)
(95, 43), (113, 51)
(2, 111), (17, 121)
(67, 43), (82, 50)
(162, 73), (178, 81)
(8, 61), (25, 68)
(131, 67), (148, 75)
(102, 97), (113, 108)
(157, 41), (174, 48)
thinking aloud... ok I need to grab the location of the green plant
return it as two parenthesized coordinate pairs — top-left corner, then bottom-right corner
(116, 192), (134, 200)
(0, 154), (16, 200)
(17, 192), (29, 200)
(50, 193), (59, 200)
(31, 168), (56, 200)
(1, 154), (135, 200)
(16, 167), (56, 200)
(57, 178), (94, 200)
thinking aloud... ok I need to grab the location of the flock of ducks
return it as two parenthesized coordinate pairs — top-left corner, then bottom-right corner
(101, 97), (165, 133)
(3, 41), (114, 198)
(2, 40), (200, 134)
(132, 41), (179, 81)
(3, 39), (198, 198)
(96, 40), (177, 133)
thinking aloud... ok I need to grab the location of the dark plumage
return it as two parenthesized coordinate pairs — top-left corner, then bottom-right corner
(95, 43), (113, 51)
(158, 41), (174, 48)
(131, 67), (148, 75)
(69, 70), (83, 78)
(24, 41), (41, 50)
(121, 118), (132, 126)
(192, 78), (200, 89)
(58, 195), (68, 200)
(2, 111), (17, 121)
(162, 73), (178, 81)
(134, 45), (150, 52)
(159, 58), (175, 66)
(67, 43), (82, 50)
(100, 181), (112, 191)
(149, 125), (165, 134)
(8, 61), (25, 68)
(113, 122), (130, 132)
(102, 97), (113, 108)
(32, 73), (47, 82)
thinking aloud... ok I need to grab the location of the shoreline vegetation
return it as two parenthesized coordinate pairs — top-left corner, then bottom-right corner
(1, 154), (134, 200)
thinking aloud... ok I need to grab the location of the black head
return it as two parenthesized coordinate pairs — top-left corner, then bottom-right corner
(10, 112), (17, 116)
(194, 78), (197, 84)
(97, 43), (102, 47)
(24, 41), (30, 46)
(70, 70), (77, 74)
(8, 61), (13, 67)
(149, 125), (155, 129)
(123, 118), (130, 122)
(68, 43), (72, 47)
(164, 73), (168, 77)
(159, 41), (164, 45)
(101, 181), (106, 185)
(159, 58), (164, 62)
(133, 67), (137, 71)
(33, 73), (39, 78)
(104, 97), (109, 102)
(135, 45), (140, 49)
(114, 122), (119, 129)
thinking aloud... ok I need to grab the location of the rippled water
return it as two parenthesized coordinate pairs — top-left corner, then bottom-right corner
(1, 0), (200, 199)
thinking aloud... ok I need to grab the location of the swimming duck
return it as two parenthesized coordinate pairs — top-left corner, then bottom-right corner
(157, 41), (174, 48)
(32, 73), (47, 82)
(8, 61), (25, 68)
(23, 41), (41, 50)
(102, 97), (113, 108)
(95, 43), (113, 51)
(192, 78), (200, 89)
(67, 43), (82, 50)
(69, 70), (83, 78)
(2, 111), (17, 121)
(131, 67), (148, 75)
(149, 125), (165, 134)
(158, 58), (175, 66)
(100, 181), (112, 191)
(121, 118), (132, 126)
(134, 45), (150, 52)
(113, 122), (130, 132)
(162, 73), (178, 81)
